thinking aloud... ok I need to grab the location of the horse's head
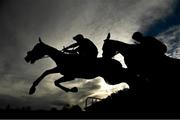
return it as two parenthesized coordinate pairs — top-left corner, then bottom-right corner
(102, 33), (118, 59)
(25, 38), (47, 64)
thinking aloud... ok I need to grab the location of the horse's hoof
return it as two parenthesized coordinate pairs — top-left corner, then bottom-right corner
(70, 87), (78, 93)
(29, 86), (36, 95)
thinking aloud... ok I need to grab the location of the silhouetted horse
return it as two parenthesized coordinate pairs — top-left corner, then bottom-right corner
(25, 38), (127, 95)
(102, 34), (180, 104)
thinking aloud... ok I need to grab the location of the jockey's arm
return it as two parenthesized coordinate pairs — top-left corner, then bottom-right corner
(64, 43), (78, 50)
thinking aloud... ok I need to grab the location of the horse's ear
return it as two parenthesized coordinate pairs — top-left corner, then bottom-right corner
(106, 33), (111, 40)
(39, 37), (43, 43)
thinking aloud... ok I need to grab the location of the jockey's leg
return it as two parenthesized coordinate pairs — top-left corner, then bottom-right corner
(29, 67), (60, 95)
(54, 76), (78, 93)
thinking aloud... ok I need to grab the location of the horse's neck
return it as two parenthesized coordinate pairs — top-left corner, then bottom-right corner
(112, 40), (132, 56)
(44, 44), (61, 59)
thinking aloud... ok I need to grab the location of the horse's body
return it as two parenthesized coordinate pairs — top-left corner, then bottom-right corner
(102, 37), (180, 110)
(25, 39), (126, 94)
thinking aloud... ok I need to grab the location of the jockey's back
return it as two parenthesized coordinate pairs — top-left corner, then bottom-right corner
(78, 38), (98, 60)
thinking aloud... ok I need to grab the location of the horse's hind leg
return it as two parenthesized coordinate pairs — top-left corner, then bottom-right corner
(54, 76), (78, 93)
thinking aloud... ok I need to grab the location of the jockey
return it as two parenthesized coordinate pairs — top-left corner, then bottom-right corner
(132, 32), (168, 79)
(63, 34), (98, 61)
(132, 32), (167, 56)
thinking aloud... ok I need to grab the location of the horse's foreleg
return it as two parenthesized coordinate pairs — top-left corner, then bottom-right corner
(29, 67), (60, 95)
(54, 76), (78, 93)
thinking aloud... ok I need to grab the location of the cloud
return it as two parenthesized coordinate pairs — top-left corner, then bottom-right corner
(157, 25), (180, 58)
(0, 0), (178, 110)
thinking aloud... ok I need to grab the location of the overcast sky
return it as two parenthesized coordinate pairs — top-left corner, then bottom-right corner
(0, 0), (179, 110)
